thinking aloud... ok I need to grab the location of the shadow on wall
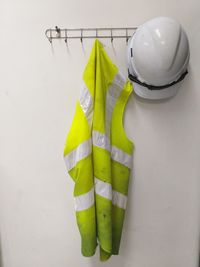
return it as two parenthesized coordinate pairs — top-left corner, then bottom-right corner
(89, 251), (126, 267)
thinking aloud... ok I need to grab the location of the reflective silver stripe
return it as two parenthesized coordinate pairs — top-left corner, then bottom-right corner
(112, 190), (127, 209)
(79, 82), (93, 127)
(74, 185), (127, 211)
(74, 187), (94, 211)
(92, 130), (132, 169)
(94, 177), (112, 200)
(114, 72), (127, 89)
(65, 132), (132, 170)
(64, 139), (92, 171)
(94, 177), (127, 209)
(105, 73), (126, 138)
(111, 145), (132, 169)
(92, 130), (110, 151)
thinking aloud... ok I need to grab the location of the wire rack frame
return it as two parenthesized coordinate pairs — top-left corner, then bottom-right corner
(45, 26), (137, 44)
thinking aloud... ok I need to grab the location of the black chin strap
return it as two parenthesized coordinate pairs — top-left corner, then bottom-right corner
(128, 70), (188, 90)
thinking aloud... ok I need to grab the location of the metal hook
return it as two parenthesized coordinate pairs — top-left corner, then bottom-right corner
(111, 29), (113, 43)
(64, 29), (68, 44)
(55, 26), (61, 38)
(80, 29), (83, 43)
(49, 29), (52, 43)
(126, 29), (129, 44)
(96, 29), (98, 39)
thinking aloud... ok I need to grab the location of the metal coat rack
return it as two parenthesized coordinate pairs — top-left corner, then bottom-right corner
(45, 26), (137, 44)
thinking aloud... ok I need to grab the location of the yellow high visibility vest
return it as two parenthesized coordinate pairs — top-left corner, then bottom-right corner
(64, 39), (134, 261)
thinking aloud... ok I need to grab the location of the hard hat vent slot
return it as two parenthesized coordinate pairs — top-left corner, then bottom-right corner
(130, 48), (133, 57)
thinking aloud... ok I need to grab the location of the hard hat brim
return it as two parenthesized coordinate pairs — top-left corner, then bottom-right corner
(133, 82), (181, 100)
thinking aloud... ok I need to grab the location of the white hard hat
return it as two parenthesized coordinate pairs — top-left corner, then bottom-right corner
(127, 17), (190, 100)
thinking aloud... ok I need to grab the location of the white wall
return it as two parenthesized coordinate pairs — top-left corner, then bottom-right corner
(0, 1), (200, 267)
